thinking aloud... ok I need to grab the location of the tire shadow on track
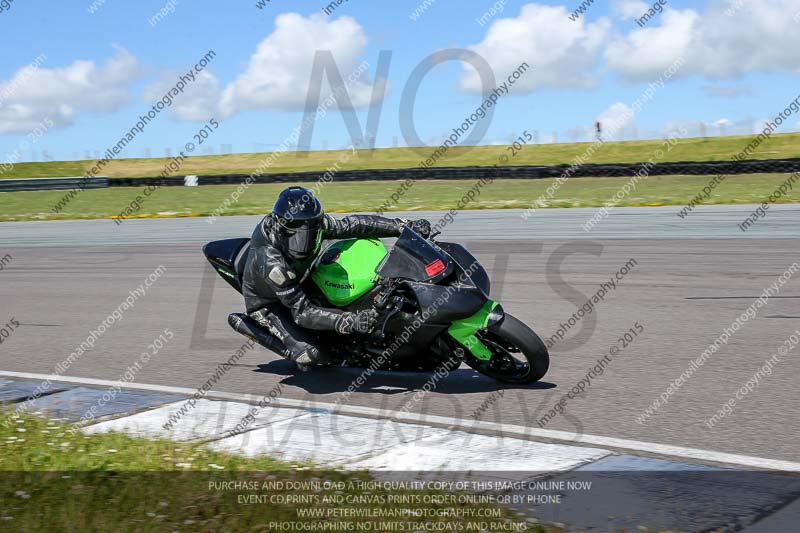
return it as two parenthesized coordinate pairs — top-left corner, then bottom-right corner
(251, 359), (556, 396)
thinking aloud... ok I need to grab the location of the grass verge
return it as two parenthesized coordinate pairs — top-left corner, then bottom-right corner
(0, 414), (547, 531)
(0, 174), (797, 222)
(3, 132), (800, 180)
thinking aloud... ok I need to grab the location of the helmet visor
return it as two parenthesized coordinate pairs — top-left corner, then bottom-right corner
(279, 219), (323, 260)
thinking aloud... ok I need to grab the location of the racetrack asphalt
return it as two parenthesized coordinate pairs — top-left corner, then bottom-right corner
(1, 204), (799, 463)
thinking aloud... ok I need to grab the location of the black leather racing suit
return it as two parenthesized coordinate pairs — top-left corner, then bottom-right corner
(241, 214), (404, 361)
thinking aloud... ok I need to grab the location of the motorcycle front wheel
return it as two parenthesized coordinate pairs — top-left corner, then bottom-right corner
(462, 314), (550, 384)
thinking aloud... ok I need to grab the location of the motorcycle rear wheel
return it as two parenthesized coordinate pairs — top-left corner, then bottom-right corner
(462, 314), (549, 384)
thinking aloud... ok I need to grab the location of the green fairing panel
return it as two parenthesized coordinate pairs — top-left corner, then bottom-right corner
(448, 300), (498, 360)
(310, 239), (388, 307)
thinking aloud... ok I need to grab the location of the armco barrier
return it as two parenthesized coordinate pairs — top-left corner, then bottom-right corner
(3, 157), (800, 191)
(0, 176), (110, 192)
(105, 157), (800, 186)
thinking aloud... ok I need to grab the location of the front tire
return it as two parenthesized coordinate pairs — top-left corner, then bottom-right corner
(462, 314), (549, 384)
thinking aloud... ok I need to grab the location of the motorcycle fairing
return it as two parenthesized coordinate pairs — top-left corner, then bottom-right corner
(403, 280), (486, 324)
(376, 226), (454, 283)
(436, 241), (490, 297)
(202, 238), (251, 293)
(447, 300), (499, 360)
(310, 238), (387, 307)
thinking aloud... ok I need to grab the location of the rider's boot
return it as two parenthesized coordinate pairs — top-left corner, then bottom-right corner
(227, 313), (332, 371)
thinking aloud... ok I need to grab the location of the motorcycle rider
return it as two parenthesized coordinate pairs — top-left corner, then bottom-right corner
(240, 186), (431, 369)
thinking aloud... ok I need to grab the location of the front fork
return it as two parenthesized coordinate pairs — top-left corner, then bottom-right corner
(447, 300), (505, 361)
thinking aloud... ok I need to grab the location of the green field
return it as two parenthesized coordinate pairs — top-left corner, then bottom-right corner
(1, 173), (796, 222)
(0, 413), (547, 531)
(3, 131), (800, 180)
(1, 133), (798, 222)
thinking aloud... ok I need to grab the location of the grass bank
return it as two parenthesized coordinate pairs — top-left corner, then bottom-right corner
(2, 132), (799, 180)
(0, 173), (797, 222)
(0, 413), (546, 531)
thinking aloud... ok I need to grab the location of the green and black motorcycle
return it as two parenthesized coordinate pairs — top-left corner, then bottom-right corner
(203, 226), (549, 383)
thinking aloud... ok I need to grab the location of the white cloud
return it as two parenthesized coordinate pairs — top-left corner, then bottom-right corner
(604, 8), (695, 82)
(756, 119), (774, 133)
(146, 13), (379, 121)
(611, 0), (649, 20)
(660, 118), (699, 136)
(597, 102), (634, 139)
(219, 13), (376, 117)
(703, 83), (755, 99)
(0, 45), (139, 133)
(605, 0), (800, 82)
(461, 3), (611, 93)
(143, 70), (222, 122)
(714, 117), (778, 136)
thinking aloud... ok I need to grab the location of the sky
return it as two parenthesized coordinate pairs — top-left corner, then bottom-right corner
(1, 0), (800, 163)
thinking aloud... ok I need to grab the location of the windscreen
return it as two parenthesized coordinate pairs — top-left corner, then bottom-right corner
(376, 226), (453, 282)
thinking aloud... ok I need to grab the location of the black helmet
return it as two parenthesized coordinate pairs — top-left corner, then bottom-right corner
(270, 186), (325, 261)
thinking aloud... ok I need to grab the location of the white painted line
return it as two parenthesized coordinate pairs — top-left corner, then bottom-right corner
(3, 370), (800, 472)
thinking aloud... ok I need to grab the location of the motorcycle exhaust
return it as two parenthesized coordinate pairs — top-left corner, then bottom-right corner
(227, 313), (290, 358)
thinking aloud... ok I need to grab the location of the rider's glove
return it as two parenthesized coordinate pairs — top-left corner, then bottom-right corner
(336, 309), (379, 334)
(399, 218), (432, 238)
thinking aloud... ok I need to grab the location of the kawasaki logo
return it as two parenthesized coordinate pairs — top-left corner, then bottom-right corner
(325, 280), (354, 290)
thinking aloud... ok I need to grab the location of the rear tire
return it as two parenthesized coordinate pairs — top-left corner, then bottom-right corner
(462, 314), (549, 384)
